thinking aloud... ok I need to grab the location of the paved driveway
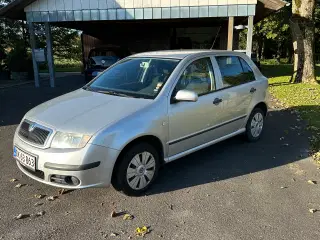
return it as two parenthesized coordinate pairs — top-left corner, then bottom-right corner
(0, 75), (319, 240)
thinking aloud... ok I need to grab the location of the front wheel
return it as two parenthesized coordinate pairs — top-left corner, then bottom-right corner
(113, 143), (160, 196)
(245, 108), (265, 142)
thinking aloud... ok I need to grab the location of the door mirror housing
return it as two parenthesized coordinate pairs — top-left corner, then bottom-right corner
(174, 90), (198, 102)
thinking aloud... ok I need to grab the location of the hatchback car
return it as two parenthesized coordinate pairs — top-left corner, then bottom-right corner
(13, 50), (268, 196)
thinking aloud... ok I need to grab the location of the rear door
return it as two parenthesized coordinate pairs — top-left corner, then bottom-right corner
(213, 55), (257, 134)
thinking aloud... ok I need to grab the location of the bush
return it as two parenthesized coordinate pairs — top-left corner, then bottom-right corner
(6, 46), (33, 73)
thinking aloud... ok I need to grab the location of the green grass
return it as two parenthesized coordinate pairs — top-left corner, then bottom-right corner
(39, 58), (82, 73)
(261, 64), (320, 162)
(39, 67), (81, 73)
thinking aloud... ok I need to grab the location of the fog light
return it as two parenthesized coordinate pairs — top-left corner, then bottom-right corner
(50, 175), (80, 186)
(65, 176), (80, 186)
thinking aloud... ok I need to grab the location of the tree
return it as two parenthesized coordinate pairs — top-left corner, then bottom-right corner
(290, 0), (317, 84)
(239, 6), (291, 62)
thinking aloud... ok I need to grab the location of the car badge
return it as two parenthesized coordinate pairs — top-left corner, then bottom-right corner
(28, 123), (36, 132)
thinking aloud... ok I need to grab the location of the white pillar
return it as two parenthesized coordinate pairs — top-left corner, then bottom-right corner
(28, 22), (40, 87)
(246, 16), (254, 58)
(45, 22), (55, 88)
(227, 16), (234, 51)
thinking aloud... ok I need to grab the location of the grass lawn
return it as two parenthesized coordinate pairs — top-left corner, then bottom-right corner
(261, 64), (320, 162)
(39, 67), (81, 73)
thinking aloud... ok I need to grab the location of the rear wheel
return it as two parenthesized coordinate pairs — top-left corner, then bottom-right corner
(245, 108), (265, 142)
(113, 143), (160, 196)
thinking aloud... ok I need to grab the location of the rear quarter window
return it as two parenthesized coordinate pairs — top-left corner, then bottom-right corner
(216, 56), (255, 89)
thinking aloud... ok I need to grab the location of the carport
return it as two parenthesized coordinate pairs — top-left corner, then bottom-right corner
(0, 0), (286, 88)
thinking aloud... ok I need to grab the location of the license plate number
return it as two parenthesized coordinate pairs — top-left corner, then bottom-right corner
(13, 147), (36, 171)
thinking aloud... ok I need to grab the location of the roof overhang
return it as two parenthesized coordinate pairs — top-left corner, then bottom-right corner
(0, 0), (287, 22)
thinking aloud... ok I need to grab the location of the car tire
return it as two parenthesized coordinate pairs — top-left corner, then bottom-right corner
(113, 143), (160, 196)
(245, 108), (265, 142)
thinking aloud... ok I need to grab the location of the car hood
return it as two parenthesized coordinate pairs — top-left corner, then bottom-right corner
(25, 89), (152, 135)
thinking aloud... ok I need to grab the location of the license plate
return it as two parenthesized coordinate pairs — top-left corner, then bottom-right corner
(13, 147), (36, 171)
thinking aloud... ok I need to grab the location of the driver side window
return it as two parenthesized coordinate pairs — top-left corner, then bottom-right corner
(174, 57), (216, 96)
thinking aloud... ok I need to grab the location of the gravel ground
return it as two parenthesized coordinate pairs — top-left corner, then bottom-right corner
(0, 75), (319, 240)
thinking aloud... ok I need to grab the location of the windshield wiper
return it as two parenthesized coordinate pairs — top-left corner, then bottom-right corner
(82, 86), (96, 91)
(96, 90), (134, 98)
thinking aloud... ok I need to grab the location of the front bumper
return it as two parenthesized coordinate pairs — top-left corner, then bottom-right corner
(13, 134), (120, 189)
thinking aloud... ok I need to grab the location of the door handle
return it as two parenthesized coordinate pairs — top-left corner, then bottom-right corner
(250, 87), (257, 93)
(213, 98), (222, 105)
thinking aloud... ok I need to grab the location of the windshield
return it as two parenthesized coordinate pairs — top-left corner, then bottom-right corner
(86, 58), (180, 99)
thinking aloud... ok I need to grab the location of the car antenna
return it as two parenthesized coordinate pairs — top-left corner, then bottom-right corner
(210, 26), (221, 50)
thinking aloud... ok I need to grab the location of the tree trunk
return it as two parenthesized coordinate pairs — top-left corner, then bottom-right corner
(276, 41), (282, 63)
(290, 19), (304, 82)
(291, 0), (317, 84)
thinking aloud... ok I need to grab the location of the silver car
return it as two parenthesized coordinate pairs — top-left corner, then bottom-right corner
(13, 50), (268, 196)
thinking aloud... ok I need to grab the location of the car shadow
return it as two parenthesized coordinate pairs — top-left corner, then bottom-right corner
(147, 105), (315, 195)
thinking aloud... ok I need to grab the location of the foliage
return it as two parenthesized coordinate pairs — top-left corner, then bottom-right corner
(6, 42), (33, 73)
(35, 25), (82, 60)
(39, 58), (82, 72)
(262, 64), (320, 157)
(241, 4), (320, 62)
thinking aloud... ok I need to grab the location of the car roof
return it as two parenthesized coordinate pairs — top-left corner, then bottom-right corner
(131, 49), (239, 59)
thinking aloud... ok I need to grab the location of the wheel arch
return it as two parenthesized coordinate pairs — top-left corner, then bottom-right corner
(253, 102), (268, 116)
(111, 135), (165, 186)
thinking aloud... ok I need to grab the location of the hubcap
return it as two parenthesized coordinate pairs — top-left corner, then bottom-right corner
(126, 152), (156, 190)
(251, 112), (264, 138)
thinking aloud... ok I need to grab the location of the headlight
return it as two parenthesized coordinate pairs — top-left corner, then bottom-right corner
(51, 132), (91, 149)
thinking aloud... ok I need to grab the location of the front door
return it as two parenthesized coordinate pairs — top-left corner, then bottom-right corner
(168, 57), (223, 157)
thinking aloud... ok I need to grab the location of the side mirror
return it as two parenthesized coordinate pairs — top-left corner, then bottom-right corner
(174, 90), (198, 102)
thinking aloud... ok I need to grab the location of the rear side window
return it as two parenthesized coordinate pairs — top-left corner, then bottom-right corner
(216, 56), (255, 88)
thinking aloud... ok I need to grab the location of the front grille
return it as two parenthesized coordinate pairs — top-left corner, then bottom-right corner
(20, 164), (45, 180)
(18, 121), (51, 146)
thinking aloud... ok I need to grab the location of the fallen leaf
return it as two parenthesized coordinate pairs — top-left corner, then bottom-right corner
(309, 209), (317, 213)
(135, 226), (150, 237)
(307, 180), (317, 185)
(35, 211), (45, 217)
(15, 183), (25, 188)
(110, 210), (117, 218)
(123, 213), (134, 220)
(34, 202), (44, 207)
(46, 196), (57, 201)
(58, 189), (66, 195)
(10, 178), (18, 182)
(34, 194), (45, 199)
(110, 232), (118, 237)
(14, 214), (29, 220)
